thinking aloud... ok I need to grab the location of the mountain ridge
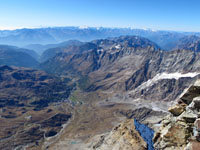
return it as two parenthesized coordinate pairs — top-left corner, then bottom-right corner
(0, 45), (39, 68)
(0, 26), (199, 50)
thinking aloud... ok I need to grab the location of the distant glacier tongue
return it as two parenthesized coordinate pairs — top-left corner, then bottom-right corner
(134, 119), (154, 150)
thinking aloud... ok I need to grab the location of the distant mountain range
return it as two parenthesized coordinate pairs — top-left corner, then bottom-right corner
(40, 40), (83, 62)
(23, 40), (83, 55)
(0, 26), (200, 50)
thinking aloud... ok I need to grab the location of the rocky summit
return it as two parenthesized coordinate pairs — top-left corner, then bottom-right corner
(153, 79), (200, 150)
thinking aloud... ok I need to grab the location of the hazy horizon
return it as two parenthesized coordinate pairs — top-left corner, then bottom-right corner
(1, 0), (200, 32)
(0, 25), (199, 33)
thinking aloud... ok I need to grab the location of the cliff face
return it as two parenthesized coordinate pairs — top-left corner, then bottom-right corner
(153, 80), (200, 150)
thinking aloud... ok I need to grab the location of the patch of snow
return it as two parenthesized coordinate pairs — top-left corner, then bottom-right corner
(25, 115), (32, 121)
(78, 26), (89, 29)
(114, 45), (121, 49)
(97, 49), (104, 54)
(96, 27), (102, 30)
(131, 72), (199, 93)
(156, 72), (199, 80)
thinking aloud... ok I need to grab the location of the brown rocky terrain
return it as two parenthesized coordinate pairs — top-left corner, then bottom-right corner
(0, 65), (74, 150)
(0, 65), (74, 110)
(92, 119), (147, 150)
(154, 79), (200, 150)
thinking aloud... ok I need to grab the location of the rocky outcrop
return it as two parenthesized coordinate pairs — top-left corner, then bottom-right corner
(168, 103), (186, 116)
(153, 80), (200, 150)
(92, 119), (147, 150)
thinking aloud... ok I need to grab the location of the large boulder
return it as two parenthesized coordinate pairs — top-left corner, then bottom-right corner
(168, 104), (186, 116)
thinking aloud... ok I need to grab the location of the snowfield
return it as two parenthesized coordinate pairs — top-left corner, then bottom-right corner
(131, 72), (199, 92)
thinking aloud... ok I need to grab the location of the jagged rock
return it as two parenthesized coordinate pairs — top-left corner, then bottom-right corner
(154, 119), (190, 149)
(93, 119), (147, 150)
(178, 110), (197, 123)
(193, 97), (200, 109)
(162, 119), (171, 126)
(168, 104), (186, 116)
(181, 86), (200, 105)
(154, 81), (200, 150)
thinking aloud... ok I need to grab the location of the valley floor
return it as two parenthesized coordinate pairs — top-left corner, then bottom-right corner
(34, 90), (168, 150)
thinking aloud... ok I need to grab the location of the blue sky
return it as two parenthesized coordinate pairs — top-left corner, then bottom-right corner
(0, 0), (200, 31)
